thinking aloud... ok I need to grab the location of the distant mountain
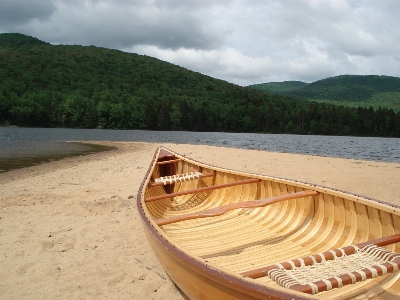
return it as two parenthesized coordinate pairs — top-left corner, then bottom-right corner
(249, 81), (308, 94)
(249, 75), (400, 112)
(1, 33), (399, 136)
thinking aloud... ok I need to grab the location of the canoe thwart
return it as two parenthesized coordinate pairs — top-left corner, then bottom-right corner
(157, 158), (182, 165)
(241, 233), (400, 295)
(149, 171), (215, 187)
(145, 178), (260, 202)
(154, 190), (318, 226)
(157, 148), (176, 161)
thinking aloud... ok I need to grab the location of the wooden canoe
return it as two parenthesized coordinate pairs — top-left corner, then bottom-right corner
(137, 147), (400, 299)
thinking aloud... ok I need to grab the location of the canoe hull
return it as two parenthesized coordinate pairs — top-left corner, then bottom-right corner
(143, 226), (263, 299)
(141, 217), (314, 300)
(137, 147), (400, 299)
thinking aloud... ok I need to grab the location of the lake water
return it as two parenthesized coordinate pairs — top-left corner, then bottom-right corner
(1, 127), (399, 172)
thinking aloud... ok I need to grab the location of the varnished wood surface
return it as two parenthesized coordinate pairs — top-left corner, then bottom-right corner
(155, 190), (319, 226)
(137, 147), (400, 300)
(157, 158), (182, 165)
(145, 178), (260, 202)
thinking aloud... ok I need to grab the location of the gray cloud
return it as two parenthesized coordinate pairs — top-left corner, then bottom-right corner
(0, 0), (56, 26)
(0, 0), (399, 85)
(1, 0), (227, 50)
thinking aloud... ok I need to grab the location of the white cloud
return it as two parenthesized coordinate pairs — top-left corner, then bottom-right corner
(128, 45), (285, 85)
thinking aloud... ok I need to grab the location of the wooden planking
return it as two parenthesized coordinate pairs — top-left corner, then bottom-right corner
(165, 190), (317, 270)
(368, 205), (383, 241)
(166, 206), (281, 250)
(159, 183), (234, 231)
(338, 199), (358, 247)
(289, 193), (336, 255)
(227, 193), (330, 270)
(327, 196), (346, 248)
(197, 220), (293, 261)
(380, 210), (395, 252)
(218, 195), (316, 267)
(324, 272), (400, 299)
(155, 191), (318, 226)
(161, 173), (255, 231)
(180, 196), (394, 274)
(167, 207), (270, 244)
(291, 193), (326, 245)
(164, 190), (336, 270)
(393, 215), (400, 254)
(169, 173), (254, 215)
(142, 149), (400, 299)
(309, 195), (346, 252)
(354, 202), (370, 243)
(211, 209), (307, 270)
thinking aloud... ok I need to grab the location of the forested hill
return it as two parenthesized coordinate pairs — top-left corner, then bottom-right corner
(249, 81), (309, 94)
(249, 75), (400, 112)
(1, 33), (400, 137)
(0, 33), (49, 47)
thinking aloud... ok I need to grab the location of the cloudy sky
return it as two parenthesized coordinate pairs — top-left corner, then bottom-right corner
(1, 0), (399, 86)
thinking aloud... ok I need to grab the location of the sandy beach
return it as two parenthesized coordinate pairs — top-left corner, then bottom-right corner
(1, 142), (399, 299)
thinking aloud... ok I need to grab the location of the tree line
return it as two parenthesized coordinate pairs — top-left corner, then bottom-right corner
(1, 33), (400, 137)
(250, 75), (400, 113)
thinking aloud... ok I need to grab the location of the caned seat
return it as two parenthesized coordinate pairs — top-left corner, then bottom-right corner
(241, 234), (400, 295)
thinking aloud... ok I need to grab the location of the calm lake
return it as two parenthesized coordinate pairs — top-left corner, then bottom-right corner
(1, 127), (399, 172)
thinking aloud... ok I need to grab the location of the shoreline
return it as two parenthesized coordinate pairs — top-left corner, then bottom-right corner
(1, 142), (399, 299)
(0, 141), (116, 173)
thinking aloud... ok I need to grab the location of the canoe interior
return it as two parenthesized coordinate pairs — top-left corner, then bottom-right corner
(139, 148), (400, 299)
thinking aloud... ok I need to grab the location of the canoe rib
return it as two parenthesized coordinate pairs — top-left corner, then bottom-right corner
(145, 178), (261, 202)
(155, 190), (319, 226)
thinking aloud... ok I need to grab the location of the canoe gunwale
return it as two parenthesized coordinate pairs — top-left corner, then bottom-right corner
(136, 146), (400, 300)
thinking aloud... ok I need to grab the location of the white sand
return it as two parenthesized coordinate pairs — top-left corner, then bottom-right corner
(1, 142), (399, 299)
